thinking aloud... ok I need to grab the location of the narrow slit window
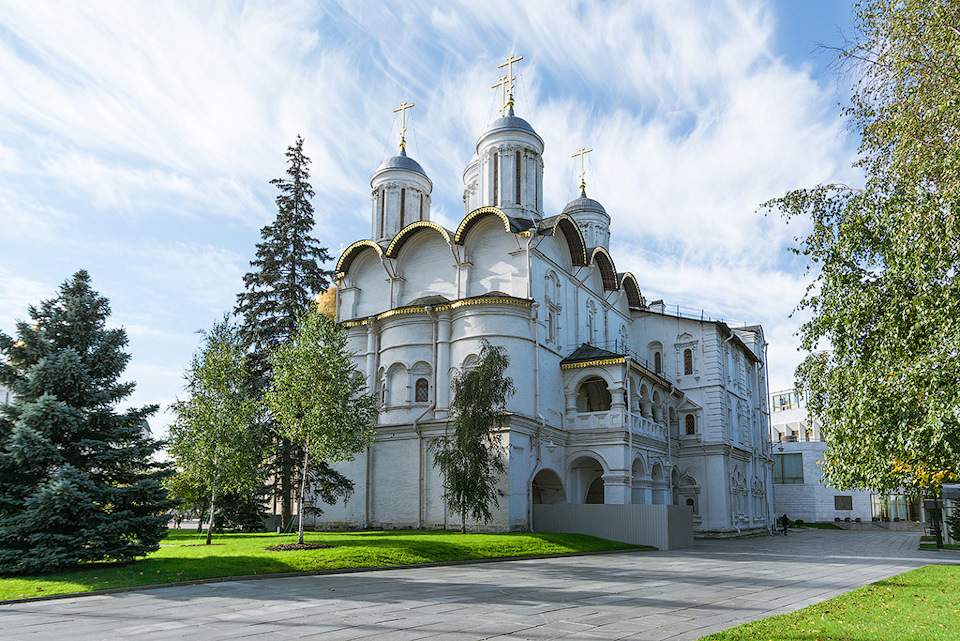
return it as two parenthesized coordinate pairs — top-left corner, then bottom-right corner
(419, 193), (424, 220)
(380, 190), (385, 236)
(684, 348), (693, 375)
(493, 152), (499, 205)
(400, 188), (406, 228)
(515, 150), (521, 204)
(685, 415), (695, 435)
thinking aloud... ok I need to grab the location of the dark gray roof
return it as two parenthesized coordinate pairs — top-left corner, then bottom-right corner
(560, 343), (624, 366)
(373, 149), (428, 178)
(561, 188), (608, 217)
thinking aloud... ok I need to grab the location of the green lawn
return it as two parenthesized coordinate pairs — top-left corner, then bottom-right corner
(0, 529), (641, 601)
(701, 564), (960, 640)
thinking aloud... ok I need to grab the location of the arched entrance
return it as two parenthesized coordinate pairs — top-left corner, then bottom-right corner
(571, 455), (605, 504)
(531, 469), (565, 505)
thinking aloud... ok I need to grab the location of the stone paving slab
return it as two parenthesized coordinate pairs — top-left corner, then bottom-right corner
(1, 529), (957, 640)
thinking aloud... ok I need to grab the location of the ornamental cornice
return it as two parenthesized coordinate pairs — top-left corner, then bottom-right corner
(560, 357), (626, 370)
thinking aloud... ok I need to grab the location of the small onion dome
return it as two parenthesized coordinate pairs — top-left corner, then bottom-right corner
(371, 148), (429, 182)
(562, 187), (608, 218)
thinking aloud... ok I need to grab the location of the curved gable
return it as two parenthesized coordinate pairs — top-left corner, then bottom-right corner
(336, 240), (384, 277)
(590, 247), (618, 291)
(619, 272), (644, 309)
(540, 214), (587, 266)
(454, 206), (513, 244)
(385, 221), (452, 258)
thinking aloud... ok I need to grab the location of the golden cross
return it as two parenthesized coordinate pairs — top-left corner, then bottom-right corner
(572, 146), (593, 191)
(497, 54), (523, 108)
(393, 101), (415, 151)
(491, 75), (511, 116)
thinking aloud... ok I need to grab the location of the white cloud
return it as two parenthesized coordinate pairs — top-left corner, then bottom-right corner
(0, 0), (857, 410)
(0, 268), (56, 331)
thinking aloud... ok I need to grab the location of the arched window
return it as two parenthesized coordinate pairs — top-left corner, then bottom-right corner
(683, 348), (693, 375)
(400, 188), (406, 227)
(515, 150), (522, 204)
(419, 193), (424, 220)
(493, 152), (499, 205)
(576, 377), (612, 412)
(415, 378), (429, 403)
(654, 351), (662, 374)
(685, 414), (696, 435)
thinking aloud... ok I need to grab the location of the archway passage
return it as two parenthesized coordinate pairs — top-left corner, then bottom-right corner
(576, 377), (612, 412)
(531, 469), (565, 505)
(571, 456), (605, 504)
(586, 477), (605, 504)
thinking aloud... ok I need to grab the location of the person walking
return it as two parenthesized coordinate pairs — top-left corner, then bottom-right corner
(780, 513), (789, 536)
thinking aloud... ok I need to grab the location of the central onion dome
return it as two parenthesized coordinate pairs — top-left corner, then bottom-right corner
(563, 186), (610, 250)
(463, 105), (545, 220)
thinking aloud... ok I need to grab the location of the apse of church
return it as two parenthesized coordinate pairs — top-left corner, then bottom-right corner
(327, 55), (774, 540)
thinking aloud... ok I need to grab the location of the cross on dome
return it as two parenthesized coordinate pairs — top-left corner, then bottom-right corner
(572, 146), (593, 193)
(497, 54), (523, 113)
(393, 101), (415, 152)
(491, 75), (511, 116)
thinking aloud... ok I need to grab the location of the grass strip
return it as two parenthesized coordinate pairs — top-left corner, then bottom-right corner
(701, 564), (960, 641)
(0, 529), (642, 601)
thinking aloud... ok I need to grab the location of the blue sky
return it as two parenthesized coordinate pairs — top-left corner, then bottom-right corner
(0, 1), (859, 437)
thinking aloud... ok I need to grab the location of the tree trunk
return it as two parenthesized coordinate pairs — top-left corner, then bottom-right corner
(297, 438), (310, 545)
(206, 484), (217, 545)
(281, 437), (292, 528)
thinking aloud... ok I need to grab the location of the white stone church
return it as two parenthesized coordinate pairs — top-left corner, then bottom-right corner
(320, 60), (775, 537)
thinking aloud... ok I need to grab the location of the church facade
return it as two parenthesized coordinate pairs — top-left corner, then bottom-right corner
(320, 64), (775, 537)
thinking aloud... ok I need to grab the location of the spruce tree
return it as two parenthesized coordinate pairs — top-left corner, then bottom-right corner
(236, 135), (347, 526)
(0, 270), (174, 574)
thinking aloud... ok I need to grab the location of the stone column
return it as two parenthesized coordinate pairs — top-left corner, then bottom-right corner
(603, 474), (631, 504)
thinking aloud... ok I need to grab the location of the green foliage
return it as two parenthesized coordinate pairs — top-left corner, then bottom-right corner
(0, 270), (174, 574)
(766, 0), (960, 493)
(234, 135), (338, 523)
(267, 309), (376, 542)
(431, 340), (515, 532)
(168, 319), (266, 541)
(0, 529), (640, 601)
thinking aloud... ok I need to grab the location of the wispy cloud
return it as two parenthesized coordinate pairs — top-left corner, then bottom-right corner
(0, 0), (856, 399)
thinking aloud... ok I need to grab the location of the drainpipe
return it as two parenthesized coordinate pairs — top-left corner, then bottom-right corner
(722, 333), (737, 534)
(526, 300), (546, 531)
(334, 277), (341, 322)
(413, 306), (440, 529)
(762, 340), (773, 534)
(365, 319), (381, 529)
(625, 358), (633, 500)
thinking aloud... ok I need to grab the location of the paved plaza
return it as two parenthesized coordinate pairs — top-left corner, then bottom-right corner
(1, 529), (955, 640)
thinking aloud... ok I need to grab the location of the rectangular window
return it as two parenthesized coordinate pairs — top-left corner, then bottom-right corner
(834, 495), (853, 511)
(772, 392), (800, 412)
(773, 453), (803, 484)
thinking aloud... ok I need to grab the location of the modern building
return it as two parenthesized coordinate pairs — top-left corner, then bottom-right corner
(313, 59), (774, 537)
(769, 388), (920, 523)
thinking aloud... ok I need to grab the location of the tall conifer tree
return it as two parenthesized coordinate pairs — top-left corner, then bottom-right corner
(236, 135), (347, 525)
(0, 270), (173, 574)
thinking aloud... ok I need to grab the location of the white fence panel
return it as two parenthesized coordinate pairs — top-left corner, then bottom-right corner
(533, 504), (694, 550)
